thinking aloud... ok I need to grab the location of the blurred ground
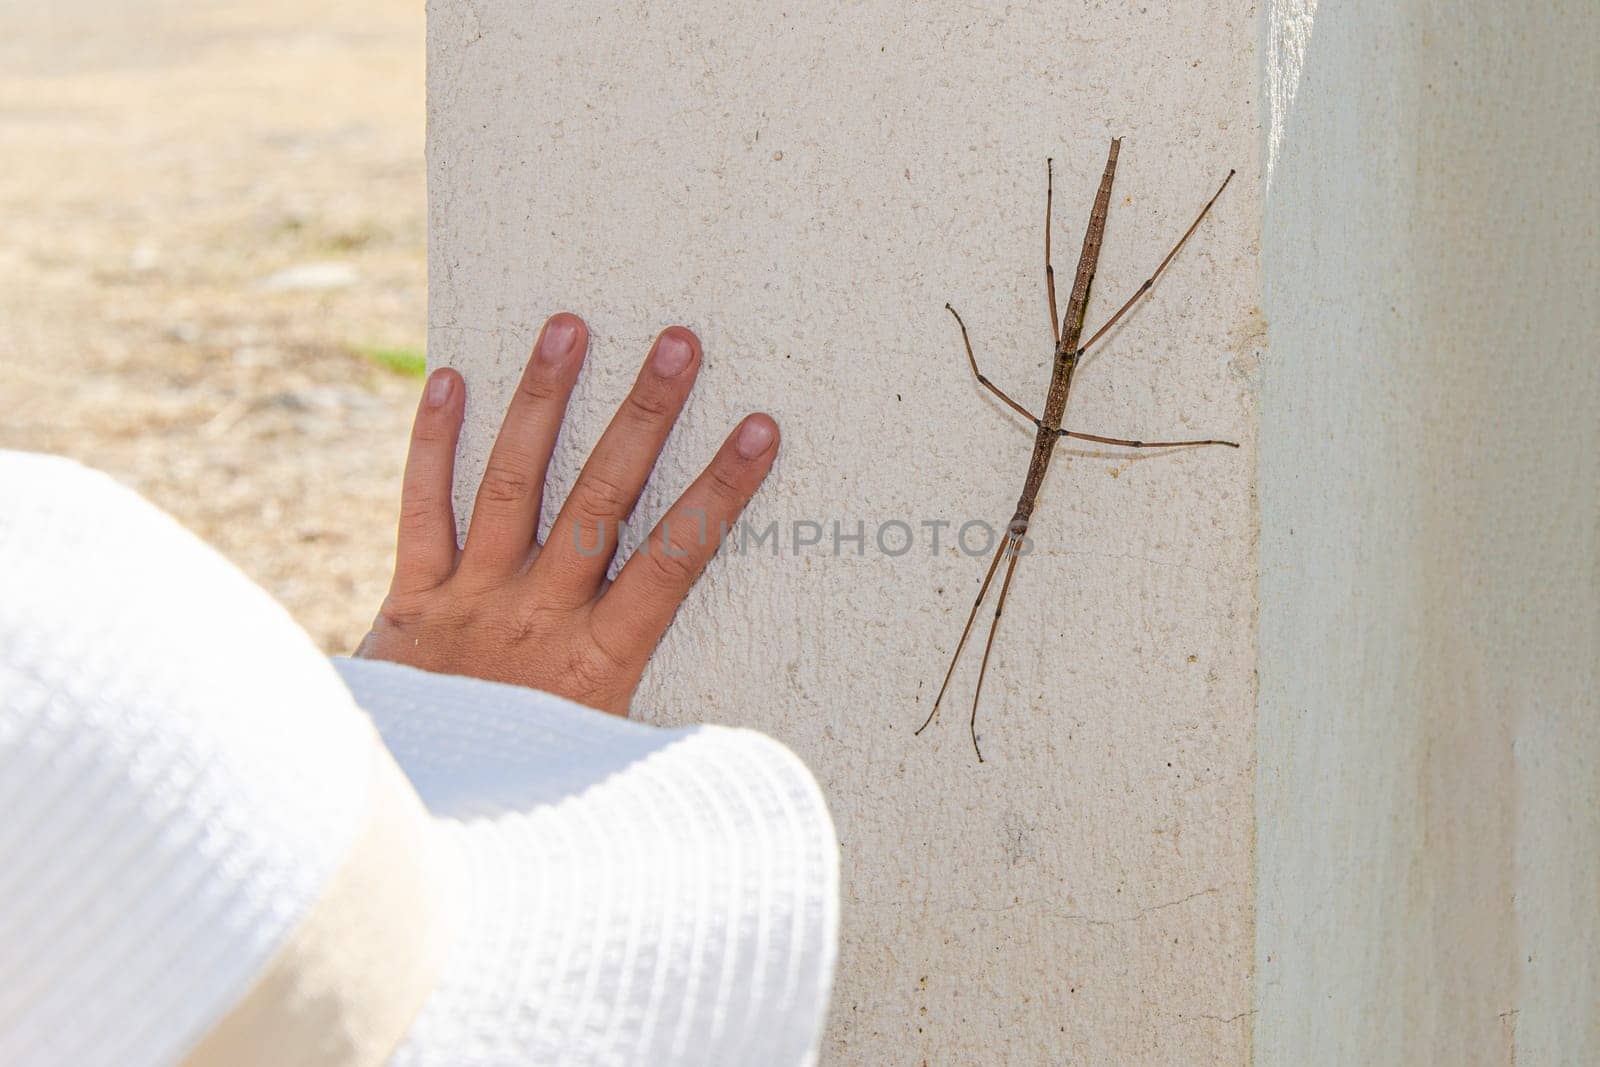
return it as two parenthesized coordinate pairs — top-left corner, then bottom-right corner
(0, 0), (425, 651)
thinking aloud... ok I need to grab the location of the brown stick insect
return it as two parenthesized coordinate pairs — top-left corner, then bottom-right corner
(915, 138), (1237, 762)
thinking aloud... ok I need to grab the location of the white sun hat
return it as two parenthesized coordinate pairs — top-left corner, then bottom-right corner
(0, 450), (839, 1067)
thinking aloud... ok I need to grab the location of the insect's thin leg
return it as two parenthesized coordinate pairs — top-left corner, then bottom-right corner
(1045, 158), (1060, 346)
(1077, 169), (1235, 356)
(969, 535), (1023, 763)
(916, 532), (1011, 737)
(945, 303), (1041, 424)
(1061, 429), (1239, 449)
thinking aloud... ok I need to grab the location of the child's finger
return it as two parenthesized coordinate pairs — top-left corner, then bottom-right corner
(594, 414), (778, 651)
(460, 313), (587, 575)
(537, 326), (701, 597)
(393, 368), (465, 593)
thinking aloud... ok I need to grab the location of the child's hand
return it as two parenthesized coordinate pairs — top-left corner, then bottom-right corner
(355, 313), (779, 715)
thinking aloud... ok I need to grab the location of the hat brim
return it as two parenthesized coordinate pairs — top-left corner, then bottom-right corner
(333, 658), (839, 1067)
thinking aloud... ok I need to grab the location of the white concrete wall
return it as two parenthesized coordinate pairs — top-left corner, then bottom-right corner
(428, 2), (1260, 1061)
(1257, 1), (1598, 1062)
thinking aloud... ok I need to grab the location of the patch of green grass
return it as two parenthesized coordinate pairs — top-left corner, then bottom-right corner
(353, 343), (427, 378)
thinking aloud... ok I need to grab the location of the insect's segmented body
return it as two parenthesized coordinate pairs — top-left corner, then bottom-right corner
(1009, 349), (1075, 535)
(1011, 140), (1119, 535)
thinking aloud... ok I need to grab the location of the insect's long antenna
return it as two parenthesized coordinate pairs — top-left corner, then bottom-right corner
(916, 532), (1012, 737)
(969, 536), (1024, 762)
(1077, 168), (1234, 356)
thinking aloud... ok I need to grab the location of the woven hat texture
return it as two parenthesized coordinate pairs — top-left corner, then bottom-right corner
(0, 451), (838, 1066)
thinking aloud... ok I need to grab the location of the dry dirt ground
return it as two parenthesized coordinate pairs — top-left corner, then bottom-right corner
(0, 0), (426, 651)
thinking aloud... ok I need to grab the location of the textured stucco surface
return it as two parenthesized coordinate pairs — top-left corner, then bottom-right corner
(1257, 1), (1598, 1062)
(428, 3), (1261, 1061)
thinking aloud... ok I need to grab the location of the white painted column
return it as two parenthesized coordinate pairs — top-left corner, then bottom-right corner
(1258, 1), (1598, 1062)
(432, 1), (1598, 1061)
(428, 4), (1260, 1061)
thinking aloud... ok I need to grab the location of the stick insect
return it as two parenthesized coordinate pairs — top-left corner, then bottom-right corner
(915, 138), (1237, 762)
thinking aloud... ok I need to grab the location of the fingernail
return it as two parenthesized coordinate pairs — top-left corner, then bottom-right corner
(539, 316), (580, 363)
(425, 369), (454, 407)
(651, 330), (695, 377)
(735, 417), (776, 458)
